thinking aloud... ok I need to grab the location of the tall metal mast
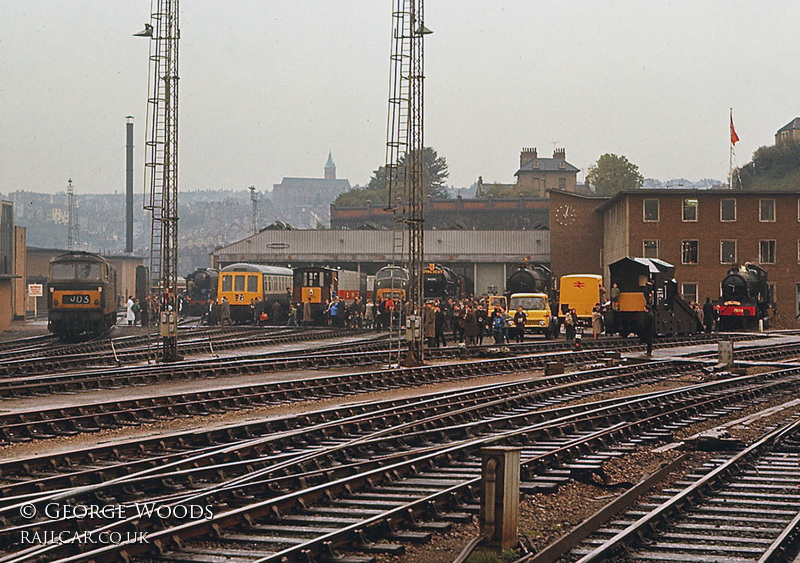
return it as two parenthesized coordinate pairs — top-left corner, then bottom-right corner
(385, 0), (430, 366)
(66, 178), (78, 250)
(137, 0), (180, 361)
(249, 186), (259, 235)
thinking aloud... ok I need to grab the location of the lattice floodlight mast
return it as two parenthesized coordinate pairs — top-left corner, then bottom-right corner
(384, 0), (429, 365)
(66, 178), (78, 250)
(138, 0), (180, 362)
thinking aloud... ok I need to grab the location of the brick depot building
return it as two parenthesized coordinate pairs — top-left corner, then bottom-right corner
(550, 188), (800, 317)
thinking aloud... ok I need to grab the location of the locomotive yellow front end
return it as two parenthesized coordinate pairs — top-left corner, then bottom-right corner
(48, 252), (117, 340)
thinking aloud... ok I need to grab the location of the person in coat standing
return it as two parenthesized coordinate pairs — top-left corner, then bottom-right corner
(491, 308), (506, 344)
(423, 303), (436, 348)
(564, 309), (575, 340)
(512, 306), (527, 343)
(220, 296), (232, 326)
(125, 296), (135, 325)
(702, 297), (715, 333)
(591, 305), (602, 339)
(462, 305), (478, 346)
(641, 304), (656, 355)
(434, 305), (448, 347)
(475, 304), (487, 345)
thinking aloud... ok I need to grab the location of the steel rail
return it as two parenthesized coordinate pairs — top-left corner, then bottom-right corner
(572, 416), (800, 563)
(9, 368), (800, 563)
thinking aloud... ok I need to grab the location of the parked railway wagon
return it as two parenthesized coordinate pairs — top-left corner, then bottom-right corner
(293, 266), (367, 325)
(558, 274), (603, 327)
(423, 264), (472, 302)
(608, 257), (698, 336)
(218, 263), (293, 323)
(715, 263), (772, 330)
(47, 251), (118, 340)
(185, 268), (218, 316)
(374, 265), (409, 302)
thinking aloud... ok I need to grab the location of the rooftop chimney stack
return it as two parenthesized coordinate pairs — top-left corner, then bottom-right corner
(553, 148), (565, 160)
(520, 147), (538, 167)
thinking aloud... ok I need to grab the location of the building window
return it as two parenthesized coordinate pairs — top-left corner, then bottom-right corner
(682, 199), (698, 222)
(682, 240), (699, 264)
(798, 240), (800, 264)
(558, 177), (566, 189)
(760, 240), (776, 264)
(681, 283), (698, 303)
(721, 240), (737, 264)
(643, 240), (659, 259)
(721, 198), (736, 221)
(643, 199), (659, 222)
(760, 198), (776, 222)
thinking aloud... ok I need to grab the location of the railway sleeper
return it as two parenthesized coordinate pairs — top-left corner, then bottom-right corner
(351, 529), (405, 555)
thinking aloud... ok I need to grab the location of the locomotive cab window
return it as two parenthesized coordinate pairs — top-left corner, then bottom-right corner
(76, 264), (101, 281)
(302, 271), (322, 287)
(51, 264), (75, 279)
(247, 275), (258, 293)
(234, 275), (245, 292)
(222, 275), (232, 292)
(643, 199), (659, 222)
(721, 198), (736, 221)
(682, 199), (698, 222)
(759, 199), (775, 222)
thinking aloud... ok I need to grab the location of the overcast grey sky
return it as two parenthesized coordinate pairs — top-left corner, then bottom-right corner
(2, 1), (799, 195)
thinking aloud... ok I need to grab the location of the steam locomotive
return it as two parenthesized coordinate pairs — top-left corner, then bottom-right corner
(714, 263), (772, 330)
(506, 263), (552, 295)
(184, 268), (218, 316)
(423, 264), (472, 302)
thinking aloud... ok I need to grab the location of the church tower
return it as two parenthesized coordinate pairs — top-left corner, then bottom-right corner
(324, 152), (336, 180)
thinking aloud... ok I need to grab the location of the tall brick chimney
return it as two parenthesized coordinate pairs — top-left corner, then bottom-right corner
(553, 148), (566, 160)
(520, 147), (537, 167)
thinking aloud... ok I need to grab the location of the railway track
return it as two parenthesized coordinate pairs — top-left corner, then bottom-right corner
(0, 331), (765, 402)
(2, 363), (800, 562)
(0, 326), (377, 377)
(0, 346), (637, 443)
(562, 414), (800, 562)
(1, 334), (794, 444)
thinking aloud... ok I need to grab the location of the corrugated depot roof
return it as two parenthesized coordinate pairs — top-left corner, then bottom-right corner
(213, 229), (550, 264)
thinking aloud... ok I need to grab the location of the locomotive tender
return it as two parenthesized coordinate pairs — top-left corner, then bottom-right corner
(47, 251), (118, 340)
(715, 263), (772, 330)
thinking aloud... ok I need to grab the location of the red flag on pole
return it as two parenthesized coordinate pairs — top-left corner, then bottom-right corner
(730, 110), (740, 146)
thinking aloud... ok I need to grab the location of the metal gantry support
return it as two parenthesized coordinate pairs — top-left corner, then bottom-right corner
(385, 0), (430, 366)
(137, 0), (180, 362)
